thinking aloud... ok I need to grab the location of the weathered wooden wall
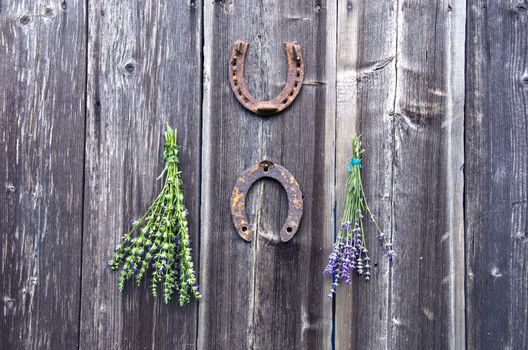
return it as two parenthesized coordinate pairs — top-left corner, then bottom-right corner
(1, 1), (526, 349)
(336, 2), (466, 349)
(199, 1), (335, 349)
(0, 1), (86, 348)
(79, 1), (202, 349)
(465, 1), (528, 349)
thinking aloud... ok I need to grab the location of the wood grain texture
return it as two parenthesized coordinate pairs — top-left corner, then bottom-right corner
(335, 1), (396, 349)
(199, 0), (335, 349)
(1, 0), (526, 348)
(0, 1), (86, 348)
(79, 1), (202, 349)
(389, 1), (465, 349)
(465, 1), (528, 349)
(336, 1), (465, 349)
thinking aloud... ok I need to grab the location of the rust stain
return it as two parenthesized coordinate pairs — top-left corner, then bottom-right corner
(231, 189), (244, 207)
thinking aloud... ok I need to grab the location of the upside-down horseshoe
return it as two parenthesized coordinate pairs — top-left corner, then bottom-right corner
(229, 40), (305, 116)
(230, 161), (303, 242)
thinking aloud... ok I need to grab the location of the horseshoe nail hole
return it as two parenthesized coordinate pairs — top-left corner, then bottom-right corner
(232, 60), (237, 66)
(19, 15), (31, 25)
(286, 227), (293, 233)
(263, 164), (269, 172)
(124, 63), (136, 74)
(289, 91), (294, 96)
(294, 82), (299, 88)
(241, 226), (248, 232)
(282, 98), (289, 104)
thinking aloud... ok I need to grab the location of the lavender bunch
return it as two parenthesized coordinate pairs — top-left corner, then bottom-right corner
(323, 136), (395, 297)
(109, 124), (201, 305)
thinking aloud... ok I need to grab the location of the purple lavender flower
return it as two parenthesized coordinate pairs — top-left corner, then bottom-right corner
(324, 236), (374, 290)
(365, 274), (370, 281)
(322, 256), (337, 275)
(323, 243), (341, 275)
(183, 208), (189, 217)
(323, 136), (397, 296)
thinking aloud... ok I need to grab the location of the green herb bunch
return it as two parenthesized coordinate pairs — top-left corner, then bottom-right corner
(323, 135), (395, 297)
(109, 124), (201, 305)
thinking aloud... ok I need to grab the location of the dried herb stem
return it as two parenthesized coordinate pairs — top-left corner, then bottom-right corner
(109, 124), (201, 305)
(323, 135), (395, 297)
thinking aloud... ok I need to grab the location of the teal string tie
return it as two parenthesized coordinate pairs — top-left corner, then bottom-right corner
(347, 158), (362, 172)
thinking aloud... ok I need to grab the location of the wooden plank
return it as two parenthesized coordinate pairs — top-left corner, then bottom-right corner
(0, 1), (86, 348)
(465, 1), (528, 349)
(79, 1), (202, 349)
(336, 1), (465, 348)
(335, 1), (397, 349)
(199, 1), (335, 349)
(388, 1), (466, 349)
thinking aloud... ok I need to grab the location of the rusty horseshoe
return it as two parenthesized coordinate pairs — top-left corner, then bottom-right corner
(230, 161), (303, 242)
(229, 40), (305, 116)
